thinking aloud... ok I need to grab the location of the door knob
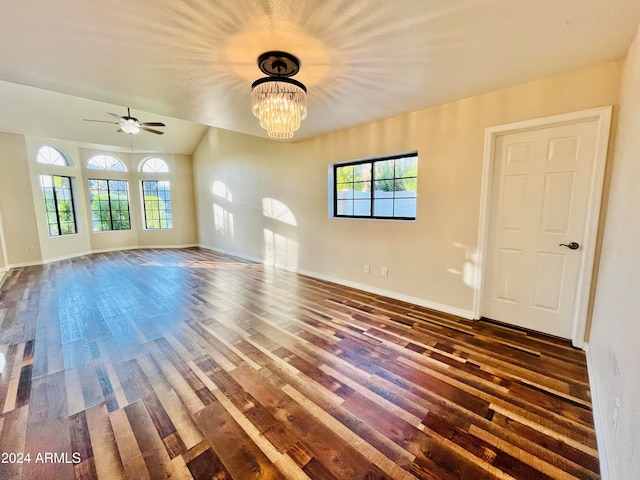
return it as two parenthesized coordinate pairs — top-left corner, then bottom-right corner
(559, 242), (580, 250)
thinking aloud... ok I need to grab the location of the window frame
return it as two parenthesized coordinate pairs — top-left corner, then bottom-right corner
(332, 151), (418, 220)
(39, 174), (78, 237)
(88, 178), (132, 232)
(141, 180), (173, 230)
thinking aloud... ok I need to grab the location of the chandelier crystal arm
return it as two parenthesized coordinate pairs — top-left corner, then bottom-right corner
(251, 51), (307, 140)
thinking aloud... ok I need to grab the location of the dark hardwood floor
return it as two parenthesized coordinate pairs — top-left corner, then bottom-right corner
(0, 248), (599, 479)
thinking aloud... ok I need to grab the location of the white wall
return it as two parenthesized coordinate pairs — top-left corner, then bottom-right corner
(194, 61), (622, 317)
(588, 22), (640, 480)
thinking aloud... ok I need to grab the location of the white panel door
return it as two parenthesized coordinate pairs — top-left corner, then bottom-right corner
(482, 120), (599, 338)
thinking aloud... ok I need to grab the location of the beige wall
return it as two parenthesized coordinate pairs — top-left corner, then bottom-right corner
(0, 133), (42, 266)
(0, 135), (197, 267)
(588, 23), (640, 480)
(194, 61), (622, 316)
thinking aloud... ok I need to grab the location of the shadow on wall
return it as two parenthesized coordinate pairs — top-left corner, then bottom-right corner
(262, 198), (298, 270)
(212, 181), (235, 246)
(447, 242), (479, 289)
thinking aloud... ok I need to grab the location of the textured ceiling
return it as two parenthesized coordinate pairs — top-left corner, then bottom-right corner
(0, 0), (639, 153)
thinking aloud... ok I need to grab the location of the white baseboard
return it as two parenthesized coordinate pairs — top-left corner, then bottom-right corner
(199, 244), (474, 320)
(296, 268), (474, 319)
(584, 343), (610, 480)
(89, 244), (199, 255)
(41, 249), (93, 265)
(6, 244), (200, 270)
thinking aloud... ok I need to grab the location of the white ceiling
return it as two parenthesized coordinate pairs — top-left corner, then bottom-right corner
(0, 0), (639, 154)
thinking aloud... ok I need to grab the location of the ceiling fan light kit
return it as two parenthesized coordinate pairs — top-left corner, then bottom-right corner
(84, 108), (165, 135)
(120, 119), (141, 135)
(251, 51), (307, 140)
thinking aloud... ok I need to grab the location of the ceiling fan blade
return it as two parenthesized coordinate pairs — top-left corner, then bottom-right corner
(84, 119), (120, 124)
(140, 126), (164, 135)
(140, 122), (165, 127)
(108, 112), (124, 121)
(116, 127), (124, 133)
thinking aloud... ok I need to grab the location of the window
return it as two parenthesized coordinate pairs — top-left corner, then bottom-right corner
(142, 180), (172, 229)
(88, 179), (131, 231)
(39, 174), (77, 236)
(37, 146), (68, 166)
(141, 157), (169, 173)
(87, 154), (126, 171)
(334, 152), (418, 219)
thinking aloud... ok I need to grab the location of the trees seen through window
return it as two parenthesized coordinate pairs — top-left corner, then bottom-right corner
(40, 174), (77, 236)
(88, 179), (131, 232)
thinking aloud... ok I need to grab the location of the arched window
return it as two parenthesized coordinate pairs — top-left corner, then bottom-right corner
(140, 157), (169, 173)
(87, 155), (126, 171)
(37, 146), (69, 166)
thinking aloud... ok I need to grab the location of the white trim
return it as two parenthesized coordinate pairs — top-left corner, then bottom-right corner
(200, 244), (264, 264)
(5, 244), (199, 269)
(474, 106), (613, 348)
(5, 259), (44, 269)
(200, 244), (474, 320)
(89, 243), (198, 255)
(584, 343), (610, 480)
(297, 268), (474, 319)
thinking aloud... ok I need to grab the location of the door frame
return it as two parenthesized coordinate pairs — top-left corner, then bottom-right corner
(473, 106), (613, 348)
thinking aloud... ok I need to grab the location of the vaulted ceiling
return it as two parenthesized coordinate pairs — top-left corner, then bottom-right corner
(1, 0), (639, 154)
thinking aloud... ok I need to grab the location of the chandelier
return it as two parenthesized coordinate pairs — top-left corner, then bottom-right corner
(251, 51), (307, 140)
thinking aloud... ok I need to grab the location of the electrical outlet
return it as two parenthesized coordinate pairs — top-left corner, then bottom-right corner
(364, 264), (370, 274)
(381, 267), (388, 277)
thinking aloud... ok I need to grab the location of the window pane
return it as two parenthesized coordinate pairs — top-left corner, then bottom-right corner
(87, 155), (126, 171)
(336, 165), (354, 183)
(336, 200), (352, 215)
(396, 156), (418, 178)
(374, 199), (394, 217)
(374, 159), (395, 180)
(353, 181), (371, 195)
(37, 146), (68, 166)
(395, 177), (417, 193)
(394, 197), (417, 217)
(353, 199), (371, 216)
(354, 164), (371, 182)
(373, 180), (395, 194)
(141, 157), (169, 173)
(336, 184), (354, 200)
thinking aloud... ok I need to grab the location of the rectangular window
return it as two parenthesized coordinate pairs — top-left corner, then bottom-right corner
(333, 152), (418, 220)
(142, 180), (173, 229)
(39, 174), (77, 236)
(88, 179), (131, 232)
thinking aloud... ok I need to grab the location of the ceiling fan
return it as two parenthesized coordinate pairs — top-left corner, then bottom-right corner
(84, 107), (165, 135)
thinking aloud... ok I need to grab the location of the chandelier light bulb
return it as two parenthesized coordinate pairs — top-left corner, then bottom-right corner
(251, 51), (307, 140)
